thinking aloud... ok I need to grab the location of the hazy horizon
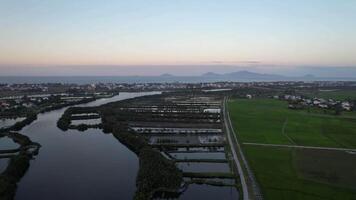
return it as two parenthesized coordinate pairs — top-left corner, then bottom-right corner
(1, 0), (356, 76)
(1, 65), (356, 78)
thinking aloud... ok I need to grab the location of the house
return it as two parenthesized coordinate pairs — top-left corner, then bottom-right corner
(318, 104), (328, 109)
(22, 102), (34, 108)
(0, 101), (10, 109)
(341, 102), (351, 111)
(313, 100), (321, 105)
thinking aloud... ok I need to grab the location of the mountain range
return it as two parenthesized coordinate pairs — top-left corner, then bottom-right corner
(159, 70), (354, 82)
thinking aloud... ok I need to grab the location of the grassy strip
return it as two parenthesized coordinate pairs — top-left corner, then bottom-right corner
(174, 158), (228, 163)
(183, 172), (236, 179)
(151, 143), (224, 148)
(187, 179), (236, 187)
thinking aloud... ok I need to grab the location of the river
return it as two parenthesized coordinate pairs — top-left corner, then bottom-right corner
(15, 92), (159, 200)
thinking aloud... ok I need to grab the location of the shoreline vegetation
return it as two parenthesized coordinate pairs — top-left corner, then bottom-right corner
(57, 94), (186, 199)
(1, 95), (110, 133)
(57, 106), (102, 131)
(0, 132), (41, 200)
(0, 113), (37, 133)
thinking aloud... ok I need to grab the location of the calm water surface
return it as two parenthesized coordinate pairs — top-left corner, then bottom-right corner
(15, 92), (159, 200)
(180, 184), (238, 200)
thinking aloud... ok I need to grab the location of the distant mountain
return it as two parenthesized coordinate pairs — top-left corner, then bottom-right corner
(200, 70), (287, 81)
(159, 73), (174, 77)
(223, 70), (286, 80)
(201, 72), (220, 77)
(199, 70), (356, 82)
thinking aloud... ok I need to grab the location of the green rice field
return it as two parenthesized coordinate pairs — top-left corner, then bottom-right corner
(228, 99), (356, 200)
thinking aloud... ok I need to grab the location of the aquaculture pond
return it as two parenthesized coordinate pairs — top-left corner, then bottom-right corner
(167, 146), (239, 199)
(180, 184), (238, 200)
(0, 136), (20, 150)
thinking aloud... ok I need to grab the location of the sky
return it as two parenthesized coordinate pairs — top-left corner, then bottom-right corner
(0, 0), (356, 76)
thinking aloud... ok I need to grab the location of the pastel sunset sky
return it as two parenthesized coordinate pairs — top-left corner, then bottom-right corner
(1, 0), (356, 75)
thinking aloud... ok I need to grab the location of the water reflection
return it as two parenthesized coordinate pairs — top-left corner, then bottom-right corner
(179, 184), (238, 200)
(15, 92), (159, 200)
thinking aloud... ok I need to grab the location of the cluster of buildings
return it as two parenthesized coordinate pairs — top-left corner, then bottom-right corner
(275, 95), (353, 111)
(1, 81), (355, 94)
(0, 83), (49, 92)
(1, 81), (356, 112)
(0, 95), (52, 111)
(0, 94), (96, 112)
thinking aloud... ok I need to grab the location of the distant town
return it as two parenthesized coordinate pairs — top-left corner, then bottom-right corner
(1, 81), (355, 113)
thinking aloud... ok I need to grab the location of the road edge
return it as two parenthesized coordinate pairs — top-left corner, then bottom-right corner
(223, 97), (263, 200)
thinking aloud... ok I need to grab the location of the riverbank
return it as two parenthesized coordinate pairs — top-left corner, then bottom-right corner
(0, 132), (41, 200)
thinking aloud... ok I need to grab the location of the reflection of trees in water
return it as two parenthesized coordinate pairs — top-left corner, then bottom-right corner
(58, 103), (185, 199)
(0, 133), (41, 200)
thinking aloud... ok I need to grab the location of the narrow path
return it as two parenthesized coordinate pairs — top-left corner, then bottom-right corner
(183, 172), (235, 179)
(223, 97), (263, 200)
(243, 142), (356, 152)
(174, 158), (228, 163)
(282, 118), (296, 145)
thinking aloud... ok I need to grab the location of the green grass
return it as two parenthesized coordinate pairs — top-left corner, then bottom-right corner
(228, 99), (356, 148)
(294, 149), (356, 190)
(228, 99), (356, 199)
(182, 172), (236, 179)
(243, 146), (356, 200)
